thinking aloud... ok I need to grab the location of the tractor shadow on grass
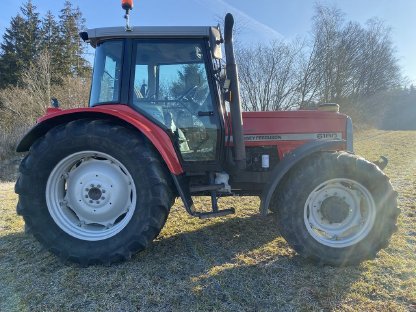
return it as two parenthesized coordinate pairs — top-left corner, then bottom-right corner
(131, 211), (365, 311)
(0, 211), (365, 311)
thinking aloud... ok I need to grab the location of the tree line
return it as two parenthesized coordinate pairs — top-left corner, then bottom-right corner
(237, 5), (403, 112)
(0, 0), (89, 89)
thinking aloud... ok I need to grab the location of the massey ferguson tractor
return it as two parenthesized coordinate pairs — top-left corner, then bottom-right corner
(14, 1), (399, 266)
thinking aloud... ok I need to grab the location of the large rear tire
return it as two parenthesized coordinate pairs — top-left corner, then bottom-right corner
(271, 151), (399, 266)
(15, 119), (175, 265)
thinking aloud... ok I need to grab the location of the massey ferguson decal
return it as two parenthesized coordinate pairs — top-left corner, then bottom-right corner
(239, 132), (342, 142)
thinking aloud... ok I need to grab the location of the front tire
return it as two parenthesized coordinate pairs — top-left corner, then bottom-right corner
(15, 119), (175, 265)
(272, 152), (399, 266)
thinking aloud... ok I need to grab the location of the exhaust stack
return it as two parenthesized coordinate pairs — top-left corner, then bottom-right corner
(224, 13), (246, 170)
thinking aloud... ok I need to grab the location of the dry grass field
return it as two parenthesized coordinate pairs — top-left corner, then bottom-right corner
(0, 130), (415, 311)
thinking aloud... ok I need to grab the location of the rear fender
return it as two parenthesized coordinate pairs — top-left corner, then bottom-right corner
(260, 139), (346, 215)
(16, 105), (183, 175)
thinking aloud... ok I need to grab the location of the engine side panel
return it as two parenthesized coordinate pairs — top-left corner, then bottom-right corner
(241, 110), (348, 159)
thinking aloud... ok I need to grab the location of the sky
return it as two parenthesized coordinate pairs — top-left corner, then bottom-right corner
(0, 0), (415, 84)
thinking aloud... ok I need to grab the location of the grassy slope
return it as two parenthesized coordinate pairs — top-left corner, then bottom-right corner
(0, 130), (415, 312)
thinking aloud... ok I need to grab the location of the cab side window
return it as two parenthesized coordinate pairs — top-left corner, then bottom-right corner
(90, 41), (123, 105)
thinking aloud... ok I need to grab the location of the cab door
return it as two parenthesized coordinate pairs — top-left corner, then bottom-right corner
(129, 39), (224, 171)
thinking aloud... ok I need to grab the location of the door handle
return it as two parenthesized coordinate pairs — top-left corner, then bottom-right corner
(198, 111), (214, 116)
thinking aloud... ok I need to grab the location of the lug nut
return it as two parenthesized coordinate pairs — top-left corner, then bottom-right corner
(102, 190), (106, 193)
(101, 197), (105, 200)
(97, 184), (101, 188)
(96, 201), (100, 204)
(89, 200), (93, 203)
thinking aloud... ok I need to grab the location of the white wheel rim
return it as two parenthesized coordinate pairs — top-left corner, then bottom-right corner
(46, 151), (136, 241)
(304, 178), (376, 248)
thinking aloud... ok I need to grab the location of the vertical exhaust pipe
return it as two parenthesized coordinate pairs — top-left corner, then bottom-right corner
(224, 13), (246, 170)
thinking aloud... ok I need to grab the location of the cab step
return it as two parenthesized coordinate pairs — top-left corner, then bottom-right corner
(197, 208), (235, 219)
(172, 173), (235, 219)
(190, 183), (224, 193)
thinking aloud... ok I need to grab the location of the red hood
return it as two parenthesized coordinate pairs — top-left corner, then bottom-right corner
(241, 110), (347, 137)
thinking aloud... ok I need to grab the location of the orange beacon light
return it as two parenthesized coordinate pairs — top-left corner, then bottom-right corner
(122, 0), (134, 11)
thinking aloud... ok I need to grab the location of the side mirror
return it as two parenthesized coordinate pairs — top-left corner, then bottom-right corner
(209, 27), (223, 59)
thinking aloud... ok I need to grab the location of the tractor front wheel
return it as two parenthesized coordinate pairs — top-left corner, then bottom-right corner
(272, 151), (399, 266)
(15, 119), (175, 265)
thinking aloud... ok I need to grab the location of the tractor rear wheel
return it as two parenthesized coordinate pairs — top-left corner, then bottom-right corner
(15, 119), (175, 265)
(272, 151), (399, 266)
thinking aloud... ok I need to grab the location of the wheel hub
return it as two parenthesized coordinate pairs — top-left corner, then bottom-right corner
(320, 196), (350, 223)
(88, 187), (102, 201)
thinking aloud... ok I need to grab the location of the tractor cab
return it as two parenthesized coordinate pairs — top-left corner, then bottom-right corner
(83, 26), (226, 171)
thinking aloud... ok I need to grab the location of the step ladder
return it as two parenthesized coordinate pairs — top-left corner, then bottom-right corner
(186, 173), (235, 219)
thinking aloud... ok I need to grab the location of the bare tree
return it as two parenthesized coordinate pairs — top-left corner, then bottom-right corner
(0, 50), (90, 158)
(236, 40), (302, 111)
(296, 39), (322, 108)
(354, 19), (401, 98)
(0, 50), (51, 127)
(308, 4), (401, 104)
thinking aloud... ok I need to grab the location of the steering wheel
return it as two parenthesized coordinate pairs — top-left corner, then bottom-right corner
(175, 85), (199, 102)
(172, 85), (200, 114)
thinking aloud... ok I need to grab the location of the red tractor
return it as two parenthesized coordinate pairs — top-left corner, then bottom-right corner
(15, 2), (399, 266)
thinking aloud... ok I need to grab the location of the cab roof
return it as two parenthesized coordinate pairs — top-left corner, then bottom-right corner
(81, 26), (220, 48)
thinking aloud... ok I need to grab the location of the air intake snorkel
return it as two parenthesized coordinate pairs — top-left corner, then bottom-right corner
(224, 13), (246, 170)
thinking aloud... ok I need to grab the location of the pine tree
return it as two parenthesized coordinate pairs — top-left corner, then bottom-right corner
(58, 1), (89, 78)
(41, 11), (61, 84)
(0, 0), (41, 88)
(20, 0), (41, 64)
(0, 15), (25, 88)
(41, 11), (59, 52)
